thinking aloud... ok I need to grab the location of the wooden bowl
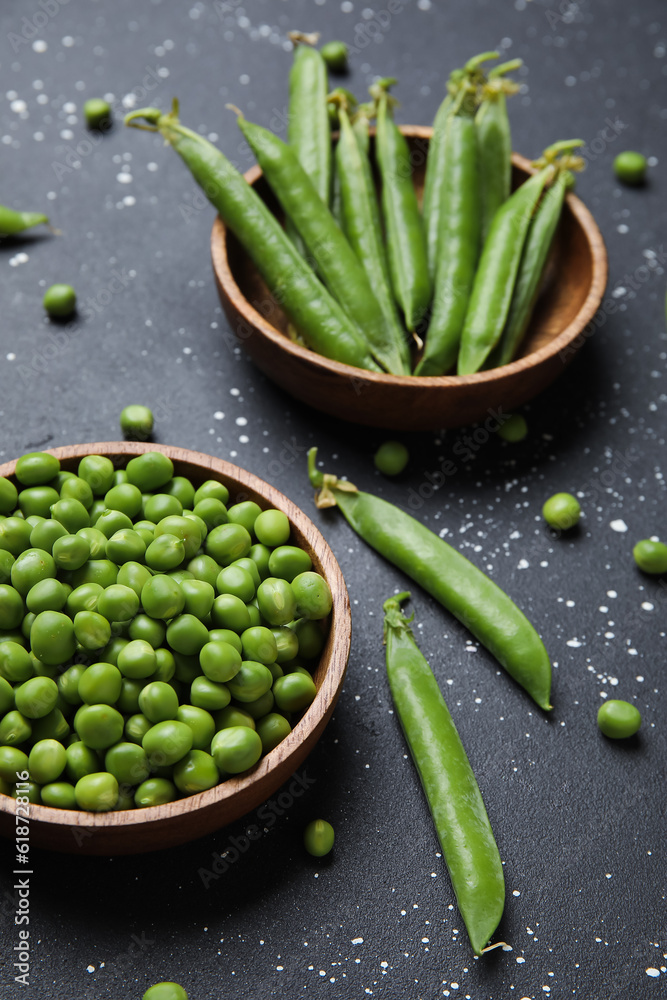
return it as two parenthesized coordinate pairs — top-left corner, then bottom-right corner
(0, 442), (351, 855)
(212, 126), (608, 431)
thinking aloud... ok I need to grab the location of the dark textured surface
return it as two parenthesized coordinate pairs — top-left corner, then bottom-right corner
(1, 1), (666, 997)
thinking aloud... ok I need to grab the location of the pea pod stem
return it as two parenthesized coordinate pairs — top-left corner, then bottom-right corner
(125, 102), (380, 373)
(237, 114), (409, 374)
(308, 448), (552, 711)
(383, 592), (505, 956)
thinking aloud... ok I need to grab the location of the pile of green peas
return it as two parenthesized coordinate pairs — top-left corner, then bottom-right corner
(0, 450), (333, 813)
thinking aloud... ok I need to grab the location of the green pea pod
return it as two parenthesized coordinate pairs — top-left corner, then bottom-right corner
(286, 33), (331, 255)
(328, 89), (358, 228)
(238, 115), (409, 375)
(0, 205), (49, 236)
(336, 106), (411, 373)
(457, 165), (551, 375)
(373, 79), (431, 331)
(308, 448), (552, 711)
(414, 99), (480, 376)
(126, 102), (379, 373)
(476, 59), (522, 246)
(490, 170), (569, 367)
(383, 592), (505, 956)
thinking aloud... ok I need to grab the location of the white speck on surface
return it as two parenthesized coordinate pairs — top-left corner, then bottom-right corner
(513, 890), (521, 896)
(566, 638), (582, 647)
(351, 937), (363, 945)
(516, 956), (526, 964)
(235, 416), (247, 426)
(517, 558), (529, 569)
(609, 519), (628, 532)
(33, 40), (47, 52)
(646, 968), (660, 978)
(86, 965), (95, 973)
(607, 590), (617, 598)
(9, 253), (29, 267)
(214, 411), (224, 419)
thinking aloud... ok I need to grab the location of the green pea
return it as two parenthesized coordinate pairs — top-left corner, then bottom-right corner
(173, 749), (220, 794)
(173, 652), (201, 684)
(0, 584), (25, 628)
(71, 559), (118, 589)
(21, 612), (36, 641)
(241, 626), (277, 665)
(78, 662), (122, 705)
(292, 571), (333, 620)
(633, 539), (667, 574)
(127, 614), (164, 648)
(52, 533), (91, 571)
(75, 704), (125, 749)
(30, 610), (76, 665)
(120, 404), (154, 441)
(374, 440), (409, 476)
(186, 554), (220, 588)
(211, 725), (262, 774)
(257, 578), (297, 626)
(138, 681), (179, 723)
(29, 518), (67, 554)
(0, 675), (14, 714)
(115, 563), (151, 601)
(194, 480), (230, 506)
(216, 564), (255, 602)
(103, 482), (142, 518)
(83, 97), (112, 130)
(176, 704), (215, 751)
(74, 771), (118, 811)
(18, 485), (61, 519)
(76, 526), (108, 559)
(205, 522), (251, 566)
(226, 660), (273, 703)
(50, 498), (90, 533)
(142, 719), (193, 766)
(126, 452), (174, 492)
(115, 677), (144, 715)
(153, 648), (176, 683)
(77, 455), (115, 496)
(31, 707), (70, 743)
(0, 710), (32, 745)
(166, 613), (209, 655)
(273, 672), (317, 712)
(43, 283), (76, 318)
(59, 475), (94, 509)
(12, 781), (41, 804)
(155, 515), (202, 559)
(25, 578), (67, 614)
(210, 593), (251, 632)
(303, 818), (335, 857)
(144, 532), (184, 572)
(180, 579), (215, 620)
(248, 543), (271, 581)
(213, 705), (255, 731)
(66, 582), (103, 616)
(254, 509), (290, 547)
(15, 676), (58, 717)
(0, 477), (18, 514)
(320, 39), (348, 72)
(167, 569), (194, 586)
(256, 712), (291, 753)
(58, 664), (86, 706)
(40, 782), (77, 809)
(164, 476), (196, 510)
(199, 640), (242, 683)
(597, 699), (641, 738)
(267, 546), (312, 583)
(206, 629), (242, 655)
(66, 742), (102, 783)
(74, 610), (112, 650)
(227, 500), (262, 535)
(294, 619), (325, 659)
(11, 547), (56, 596)
(97, 637), (128, 667)
(192, 498), (228, 532)
(496, 414), (528, 442)
(95, 509), (133, 540)
(0, 629), (27, 651)
(0, 746), (29, 782)
(542, 492), (581, 531)
(190, 676), (231, 711)
(242, 689), (275, 720)
(117, 639), (157, 679)
(106, 528), (146, 564)
(144, 495), (183, 525)
(0, 517), (32, 556)
(613, 150), (647, 185)
(134, 777), (177, 808)
(125, 713), (153, 745)
(28, 738), (66, 783)
(15, 451), (60, 487)
(142, 982), (188, 1000)
(105, 742), (151, 785)
(97, 584), (140, 623)
(0, 550), (14, 586)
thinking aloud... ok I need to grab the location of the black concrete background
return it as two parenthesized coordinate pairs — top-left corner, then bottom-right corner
(0, 0), (666, 997)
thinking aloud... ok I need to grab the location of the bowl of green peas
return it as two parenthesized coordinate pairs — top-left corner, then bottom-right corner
(0, 442), (350, 854)
(212, 128), (607, 431)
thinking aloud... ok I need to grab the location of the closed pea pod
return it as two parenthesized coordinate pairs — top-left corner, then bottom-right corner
(309, 449), (552, 710)
(383, 593), (504, 955)
(0, 203), (50, 236)
(475, 59), (522, 245)
(372, 78), (431, 332)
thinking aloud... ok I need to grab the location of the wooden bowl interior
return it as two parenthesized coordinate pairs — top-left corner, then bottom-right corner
(0, 443), (351, 854)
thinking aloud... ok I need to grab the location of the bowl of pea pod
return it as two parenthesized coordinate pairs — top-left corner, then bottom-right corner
(0, 443), (350, 854)
(124, 43), (607, 431)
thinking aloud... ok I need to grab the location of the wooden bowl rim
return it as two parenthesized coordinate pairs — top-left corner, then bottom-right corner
(211, 124), (608, 387)
(0, 441), (351, 835)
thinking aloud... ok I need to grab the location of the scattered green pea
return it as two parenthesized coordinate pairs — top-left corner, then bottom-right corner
(496, 414), (527, 442)
(120, 404), (154, 441)
(633, 539), (667, 575)
(613, 150), (647, 185)
(320, 40), (348, 73)
(303, 818), (335, 856)
(43, 283), (76, 319)
(597, 699), (641, 739)
(83, 97), (113, 130)
(374, 440), (409, 476)
(542, 492), (581, 531)
(142, 983), (188, 1000)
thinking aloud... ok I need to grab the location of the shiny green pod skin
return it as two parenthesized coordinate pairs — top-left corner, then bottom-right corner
(308, 449), (551, 710)
(383, 593), (504, 955)
(475, 60), (521, 245)
(0, 205), (49, 236)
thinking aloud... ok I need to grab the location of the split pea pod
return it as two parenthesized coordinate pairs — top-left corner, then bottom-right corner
(490, 169), (571, 367)
(383, 592), (504, 956)
(125, 102), (379, 372)
(286, 33), (331, 253)
(414, 84), (481, 377)
(458, 140), (584, 375)
(308, 448), (552, 711)
(476, 59), (522, 245)
(372, 79), (431, 332)
(238, 114), (409, 374)
(334, 101), (411, 373)
(0, 204), (50, 236)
